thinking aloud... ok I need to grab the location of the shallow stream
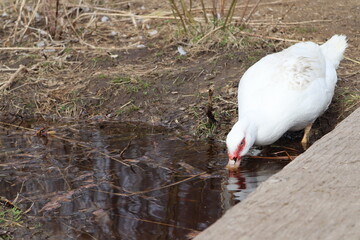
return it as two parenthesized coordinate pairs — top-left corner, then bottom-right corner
(0, 121), (300, 239)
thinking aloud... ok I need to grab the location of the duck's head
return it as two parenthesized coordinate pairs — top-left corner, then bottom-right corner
(226, 120), (255, 168)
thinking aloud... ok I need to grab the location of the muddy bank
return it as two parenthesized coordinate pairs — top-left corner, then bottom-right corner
(0, 0), (359, 139)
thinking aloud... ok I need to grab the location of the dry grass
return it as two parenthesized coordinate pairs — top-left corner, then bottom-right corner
(0, 0), (359, 136)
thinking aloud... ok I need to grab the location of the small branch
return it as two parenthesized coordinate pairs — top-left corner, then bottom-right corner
(118, 100), (133, 111)
(54, 0), (60, 38)
(0, 68), (19, 72)
(239, 0), (250, 25)
(239, 31), (300, 43)
(18, 0), (42, 41)
(244, 0), (262, 24)
(96, 172), (207, 197)
(0, 43), (142, 51)
(0, 65), (27, 92)
(206, 88), (217, 126)
(200, 0), (208, 23)
(196, 26), (222, 43)
(246, 155), (297, 161)
(119, 139), (133, 159)
(10, 0), (26, 44)
(223, 0), (238, 28)
(344, 56), (360, 65)
(168, 0), (188, 33)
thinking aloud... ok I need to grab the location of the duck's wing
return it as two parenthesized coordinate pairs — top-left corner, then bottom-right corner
(238, 42), (330, 128)
(281, 42), (326, 90)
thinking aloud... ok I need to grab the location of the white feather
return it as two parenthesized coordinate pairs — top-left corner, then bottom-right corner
(227, 35), (347, 157)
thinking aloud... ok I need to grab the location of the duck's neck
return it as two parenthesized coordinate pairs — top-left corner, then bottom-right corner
(238, 115), (258, 154)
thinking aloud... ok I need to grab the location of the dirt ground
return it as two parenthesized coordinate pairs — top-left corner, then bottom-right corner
(0, 0), (359, 139)
(0, 0), (359, 237)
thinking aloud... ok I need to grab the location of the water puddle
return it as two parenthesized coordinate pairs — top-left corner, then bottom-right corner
(0, 121), (300, 239)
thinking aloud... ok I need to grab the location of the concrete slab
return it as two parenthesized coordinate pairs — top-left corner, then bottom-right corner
(195, 107), (360, 240)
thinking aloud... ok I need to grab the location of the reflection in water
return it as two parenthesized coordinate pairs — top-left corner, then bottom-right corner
(0, 122), (295, 239)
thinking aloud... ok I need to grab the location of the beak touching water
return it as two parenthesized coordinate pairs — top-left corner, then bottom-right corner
(226, 156), (241, 169)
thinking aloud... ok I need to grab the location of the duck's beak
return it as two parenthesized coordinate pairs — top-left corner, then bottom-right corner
(226, 157), (241, 169)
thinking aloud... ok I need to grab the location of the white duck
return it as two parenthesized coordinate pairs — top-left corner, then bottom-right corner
(226, 35), (347, 167)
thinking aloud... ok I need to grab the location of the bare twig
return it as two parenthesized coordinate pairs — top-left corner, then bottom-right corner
(200, 0), (208, 23)
(117, 100), (133, 111)
(10, 0), (26, 44)
(223, 0), (238, 28)
(196, 26), (222, 43)
(94, 171), (207, 197)
(212, 0), (217, 19)
(206, 88), (217, 126)
(18, 0), (42, 41)
(239, 31), (300, 43)
(62, 5), (96, 49)
(168, 0), (188, 33)
(114, 213), (200, 232)
(220, 0), (226, 18)
(0, 217), (24, 227)
(239, 0), (250, 25)
(0, 65), (27, 92)
(54, 0), (60, 38)
(244, 0), (262, 24)
(0, 43), (142, 51)
(119, 139), (133, 159)
(246, 19), (334, 26)
(247, 155), (296, 160)
(0, 68), (19, 72)
(344, 56), (360, 65)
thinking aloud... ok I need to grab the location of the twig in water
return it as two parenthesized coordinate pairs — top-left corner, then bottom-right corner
(0, 121), (131, 167)
(95, 172), (207, 197)
(119, 138), (134, 159)
(114, 213), (200, 232)
(246, 155), (296, 161)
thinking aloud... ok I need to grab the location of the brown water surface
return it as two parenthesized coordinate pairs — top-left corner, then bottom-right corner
(0, 122), (297, 239)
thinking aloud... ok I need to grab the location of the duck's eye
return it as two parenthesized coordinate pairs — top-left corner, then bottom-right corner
(240, 139), (245, 146)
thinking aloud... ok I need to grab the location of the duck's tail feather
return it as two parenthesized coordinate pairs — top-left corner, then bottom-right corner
(320, 35), (348, 69)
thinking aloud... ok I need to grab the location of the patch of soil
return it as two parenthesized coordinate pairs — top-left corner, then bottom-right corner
(0, 0), (358, 137)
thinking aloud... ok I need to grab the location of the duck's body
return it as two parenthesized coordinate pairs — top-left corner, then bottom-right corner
(226, 35), (347, 166)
